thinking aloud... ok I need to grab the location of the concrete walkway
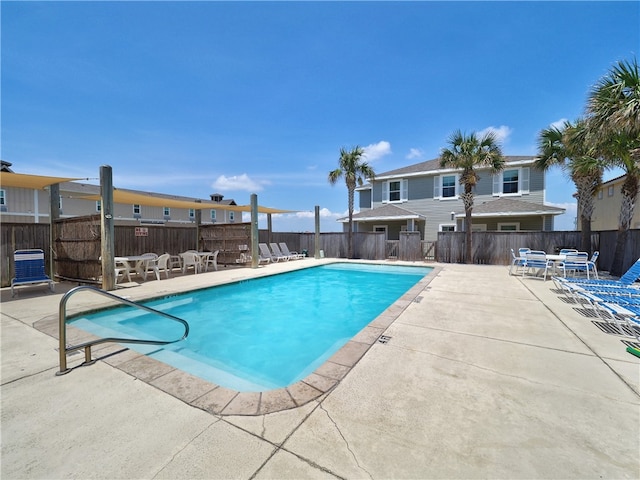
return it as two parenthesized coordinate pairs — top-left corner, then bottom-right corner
(1, 261), (638, 479)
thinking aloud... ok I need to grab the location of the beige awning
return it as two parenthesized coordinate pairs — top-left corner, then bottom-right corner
(80, 189), (295, 214)
(0, 172), (86, 189)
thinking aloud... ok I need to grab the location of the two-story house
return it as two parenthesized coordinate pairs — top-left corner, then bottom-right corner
(585, 174), (640, 231)
(342, 156), (565, 242)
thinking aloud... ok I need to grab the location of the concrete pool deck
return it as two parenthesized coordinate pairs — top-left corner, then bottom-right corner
(1, 260), (639, 479)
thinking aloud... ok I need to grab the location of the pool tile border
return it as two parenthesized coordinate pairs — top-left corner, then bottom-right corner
(35, 262), (441, 416)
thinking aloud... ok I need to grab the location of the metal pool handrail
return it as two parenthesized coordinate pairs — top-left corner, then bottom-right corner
(56, 285), (189, 375)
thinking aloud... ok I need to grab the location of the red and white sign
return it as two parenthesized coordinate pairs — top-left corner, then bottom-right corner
(135, 227), (149, 237)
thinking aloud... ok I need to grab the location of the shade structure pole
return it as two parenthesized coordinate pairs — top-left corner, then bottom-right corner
(315, 205), (320, 259)
(48, 183), (61, 280)
(250, 194), (259, 268)
(100, 165), (116, 291)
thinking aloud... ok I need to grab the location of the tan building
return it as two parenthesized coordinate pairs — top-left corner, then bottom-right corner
(0, 162), (242, 226)
(588, 174), (640, 231)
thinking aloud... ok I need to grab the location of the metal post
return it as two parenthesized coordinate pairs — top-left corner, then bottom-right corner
(315, 205), (320, 259)
(250, 194), (259, 268)
(100, 165), (116, 291)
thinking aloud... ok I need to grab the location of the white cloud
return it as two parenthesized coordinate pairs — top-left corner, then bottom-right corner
(478, 125), (512, 144)
(550, 118), (568, 129)
(240, 207), (345, 232)
(362, 141), (392, 162)
(212, 174), (268, 192)
(406, 148), (423, 160)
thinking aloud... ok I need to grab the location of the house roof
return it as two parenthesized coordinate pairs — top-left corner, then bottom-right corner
(338, 204), (426, 223)
(458, 198), (565, 218)
(357, 156), (538, 189)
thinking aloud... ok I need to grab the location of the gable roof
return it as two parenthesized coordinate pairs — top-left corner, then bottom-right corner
(338, 204), (426, 223)
(371, 155), (537, 181)
(455, 198), (565, 218)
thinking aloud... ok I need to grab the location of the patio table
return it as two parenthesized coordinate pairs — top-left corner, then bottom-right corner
(114, 255), (155, 280)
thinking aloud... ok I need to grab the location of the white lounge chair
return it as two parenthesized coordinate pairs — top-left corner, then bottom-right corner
(279, 242), (304, 260)
(269, 243), (292, 261)
(259, 243), (286, 262)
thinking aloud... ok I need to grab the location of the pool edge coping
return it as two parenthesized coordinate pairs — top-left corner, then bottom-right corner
(35, 260), (441, 417)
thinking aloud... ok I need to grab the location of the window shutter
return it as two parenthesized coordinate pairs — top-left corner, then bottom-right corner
(434, 176), (441, 199)
(382, 181), (389, 203)
(521, 167), (530, 194)
(493, 173), (501, 196)
(401, 179), (408, 201)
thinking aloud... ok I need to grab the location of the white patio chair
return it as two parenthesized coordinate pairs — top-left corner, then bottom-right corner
(154, 253), (172, 279)
(202, 250), (219, 272)
(556, 252), (590, 279)
(509, 248), (526, 275)
(180, 251), (200, 274)
(522, 250), (553, 281)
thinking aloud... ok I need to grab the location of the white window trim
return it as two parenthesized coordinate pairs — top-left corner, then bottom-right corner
(96, 201), (101, 213)
(229, 211), (235, 222)
(189, 208), (195, 219)
(0, 189), (6, 206)
(382, 179), (408, 203)
(493, 167), (529, 197)
(133, 204), (141, 215)
(498, 222), (520, 231)
(373, 225), (388, 239)
(439, 223), (456, 232)
(434, 174), (459, 200)
(210, 209), (216, 221)
(607, 185), (614, 197)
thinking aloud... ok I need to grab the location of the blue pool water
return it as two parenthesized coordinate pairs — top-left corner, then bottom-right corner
(70, 263), (432, 391)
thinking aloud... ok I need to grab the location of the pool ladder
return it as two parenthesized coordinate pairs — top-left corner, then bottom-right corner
(56, 285), (190, 375)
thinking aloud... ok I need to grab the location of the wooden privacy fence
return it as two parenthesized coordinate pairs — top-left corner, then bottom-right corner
(436, 230), (640, 274)
(3, 219), (640, 286)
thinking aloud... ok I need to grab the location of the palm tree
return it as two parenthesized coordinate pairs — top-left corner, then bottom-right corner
(535, 120), (603, 252)
(440, 130), (505, 264)
(328, 146), (375, 259)
(586, 57), (640, 276)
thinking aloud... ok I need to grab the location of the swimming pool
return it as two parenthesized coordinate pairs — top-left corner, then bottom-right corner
(70, 262), (432, 392)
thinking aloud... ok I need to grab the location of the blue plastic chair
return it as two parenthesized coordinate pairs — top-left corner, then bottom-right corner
(11, 249), (55, 297)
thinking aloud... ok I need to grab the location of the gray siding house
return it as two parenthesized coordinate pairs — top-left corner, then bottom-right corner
(342, 156), (565, 242)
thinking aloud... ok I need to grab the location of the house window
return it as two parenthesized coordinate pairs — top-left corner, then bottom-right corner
(133, 204), (141, 217)
(471, 224), (487, 232)
(0, 189), (6, 206)
(383, 179), (408, 203)
(498, 222), (519, 231)
(493, 168), (529, 196)
(440, 224), (456, 232)
(96, 201), (101, 213)
(229, 211), (235, 222)
(189, 209), (195, 221)
(598, 190), (603, 200)
(608, 185), (614, 197)
(503, 170), (519, 194)
(210, 210), (216, 221)
(434, 174), (458, 199)
(374, 225), (388, 239)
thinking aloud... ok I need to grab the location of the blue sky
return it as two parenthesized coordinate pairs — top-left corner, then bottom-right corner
(2, 1), (638, 231)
